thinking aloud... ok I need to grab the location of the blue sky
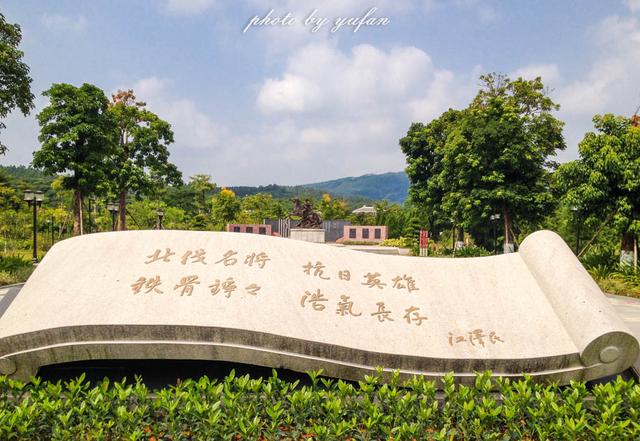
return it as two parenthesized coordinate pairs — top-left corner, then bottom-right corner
(1, 0), (639, 185)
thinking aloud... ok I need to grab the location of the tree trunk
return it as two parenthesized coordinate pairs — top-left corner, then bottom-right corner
(117, 189), (127, 231)
(73, 189), (84, 236)
(502, 206), (514, 253)
(620, 232), (634, 265)
(455, 226), (465, 250)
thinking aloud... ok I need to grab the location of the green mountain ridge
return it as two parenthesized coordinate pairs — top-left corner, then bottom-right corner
(1, 165), (409, 204)
(301, 171), (408, 203)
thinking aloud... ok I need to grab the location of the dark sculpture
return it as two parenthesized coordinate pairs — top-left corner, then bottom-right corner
(290, 198), (322, 229)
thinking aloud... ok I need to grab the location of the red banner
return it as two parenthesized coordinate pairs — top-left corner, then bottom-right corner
(419, 230), (429, 249)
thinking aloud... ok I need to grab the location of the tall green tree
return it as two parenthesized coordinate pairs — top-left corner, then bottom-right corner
(400, 109), (460, 236)
(211, 188), (240, 229)
(33, 83), (115, 235)
(237, 193), (287, 224)
(189, 174), (216, 214)
(556, 114), (640, 264)
(0, 13), (34, 155)
(107, 90), (182, 230)
(318, 193), (349, 220)
(402, 73), (565, 252)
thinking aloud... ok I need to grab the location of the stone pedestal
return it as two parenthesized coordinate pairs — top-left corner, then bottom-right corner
(290, 228), (325, 243)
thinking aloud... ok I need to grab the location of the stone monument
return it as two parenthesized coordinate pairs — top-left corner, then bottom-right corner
(289, 198), (325, 243)
(0, 230), (637, 384)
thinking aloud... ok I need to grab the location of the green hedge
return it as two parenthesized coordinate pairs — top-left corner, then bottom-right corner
(0, 371), (638, 440)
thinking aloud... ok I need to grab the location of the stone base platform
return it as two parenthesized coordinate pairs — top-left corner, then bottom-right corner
(290, 228), (325, 243)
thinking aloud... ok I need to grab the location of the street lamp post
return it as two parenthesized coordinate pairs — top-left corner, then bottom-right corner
(50, 215), (55, 248)
(156, 208), (165, 230)
(571, 206), (581, 255)
(24, 190), (44, 263)
(489, 213), (501, 254)
(107, 202), (118, 231)
(88, 195), (96, 233)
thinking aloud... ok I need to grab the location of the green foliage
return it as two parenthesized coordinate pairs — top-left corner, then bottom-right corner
(0, 254), (30, 273)
(211, 188), (241, 229)
(579, 247), (640, 297)
(33, 83), (117, 235)
(317, 193), (349, 221)
(379, 237), (414, 248)
(237, 193), (287, 224)
(230, 183), (374, 208)
(556, 114), (640, 260)
(107, 90), (182, 230)
(0, 371), (637, 440)
(0, 255), (33, 285)
(33, 83), (115, 194)
(189, 174), (216, 214)
(0, 13), (34, 155)
(124, 199), (189, 231)
(402, 73), (565, 249)
(451, 245), (493, 258)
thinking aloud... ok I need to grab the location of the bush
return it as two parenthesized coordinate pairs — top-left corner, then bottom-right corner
(379, 237), (414, 248)
(0, 255), (33, 286)
(616, 264), (640, 286)
(428, 244), (492, 258)
(581, 249), (640, 298)
(0, 371), (637, 440)
(0, 255), (31, 273)
(451, 245), (492, 258)
(0, 271), (19, 286)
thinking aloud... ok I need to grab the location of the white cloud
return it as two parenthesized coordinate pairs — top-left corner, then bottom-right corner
(451, 0), (498, 23)
(116, 44), (475, 186)
(555, 15), (640, 117)
(257, 74), (321, 113)
(237, 0), (497, 52)
(233, 42), (476, 185)
(41, 14), (87, 32)
(536, 13), (640, 161)
(164, 0), (216, 15)
(245, 0), (413, 17)
(510, 64), (561, 85)
(626, 0), (640, 13)
(116, 76), (225, 150)
(256, 43), (469, 120)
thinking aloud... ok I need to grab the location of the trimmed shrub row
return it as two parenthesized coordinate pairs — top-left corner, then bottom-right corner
(0, 371), (638, 440)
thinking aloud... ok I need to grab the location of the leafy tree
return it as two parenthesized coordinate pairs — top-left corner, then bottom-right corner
(373, 200), (407, 238)
(211, 188), (240, 229)
(237, 193), (287, 224)
(0, 168), (21, 209)
(107, 90), (182, 230)
(556, 114), (640, 264)
(0, 13), (34, 155)
(33, 83), (115, 235)
(318, 193), (349, 220)
(402, 73), (565, 252)
(125, 199), (189, 230)
(162, 184), (198, 214)
(189, 174), (216, 214)
(400, 110), (460, 231)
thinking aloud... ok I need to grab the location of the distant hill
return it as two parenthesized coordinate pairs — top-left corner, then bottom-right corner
(1, 165), (409, 204)
(302, 172), (408, 204)
(227, 184), (375, 207)
(0, 165), (55, 192)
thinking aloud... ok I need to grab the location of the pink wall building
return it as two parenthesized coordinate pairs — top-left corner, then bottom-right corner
(226, 224), (273, 235)
(338, 225), (388, 243)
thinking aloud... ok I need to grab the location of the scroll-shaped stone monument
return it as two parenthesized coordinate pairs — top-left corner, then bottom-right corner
(0, 230), (637, 383)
